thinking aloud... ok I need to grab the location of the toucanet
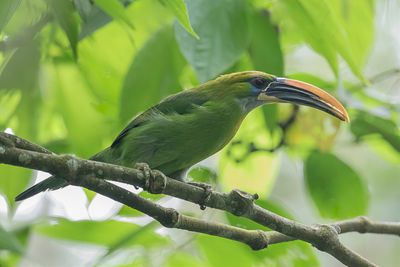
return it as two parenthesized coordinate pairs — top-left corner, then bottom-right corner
(15, 71), (349, 201)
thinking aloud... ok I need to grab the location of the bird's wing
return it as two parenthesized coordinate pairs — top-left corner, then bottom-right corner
(111, 89), (208, 148)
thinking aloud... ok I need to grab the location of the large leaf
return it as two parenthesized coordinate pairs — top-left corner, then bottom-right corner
(119, 25), (185, 123)
(0, 0), (21, 31)
(304, 151), (369, 219)
(35, 219), (167, 247)
(196, 235), (255, 267)
(79, 0), (132, 39)
(253, 241), (320, 267)
(46, 0), (79, 57)
(333, 0), (374, 68)
(94, 0), (134, 29)
(79, 0), (174, 122)
(351, 111), (400, 152)
(175, 0), (250, 82)
(248, 9), (283, 135)
(159, 0), (198, 39)
(249, 10), (283, 76)
(48, 62), (107, 157)
(271, 0), (373, 82)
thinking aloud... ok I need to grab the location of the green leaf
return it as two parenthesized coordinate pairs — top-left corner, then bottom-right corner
(74, 0), (92, 21)
(79, 0), (174, 108)
(0, 0), (21, 31)
(118, 204), (143, 217)
(0, 40), (40, 90)
(334, 0), (374, 68)
(0, 226), (24, 254)
(46, 0), (79, 57)
(79, 0), (133, 39)
(94, 0), (134, 30)
(351, 111), (400, 152)
(188, 166), (217, 183)
(197, 235), (255, 267)
(166, 252), (204, 267)
(271, 0), (338, 76)
(253, 241), (320, 267)
(119, 25), (185, 123)
(49, 62), (107, 157)
(249, 10), (283, 76)
(304, 151), (369, 219)
(0, 165), (32, 207)
(118, 192), (165, 217)
(175, 0), (250, 82)
(159, 0), (198, 39)
(92, 222), (160, 265)
(35, 219), (167, 247)
(271, 0), (372, 82)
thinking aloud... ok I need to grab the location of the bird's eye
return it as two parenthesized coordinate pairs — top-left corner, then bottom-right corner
(250, 77), (268, 89)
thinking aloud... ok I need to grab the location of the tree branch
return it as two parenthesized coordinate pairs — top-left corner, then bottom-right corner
(80, 176), (270, 250)
(1, 133), (399, 267)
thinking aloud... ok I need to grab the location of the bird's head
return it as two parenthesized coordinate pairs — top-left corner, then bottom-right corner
(207, 71), (349, 122)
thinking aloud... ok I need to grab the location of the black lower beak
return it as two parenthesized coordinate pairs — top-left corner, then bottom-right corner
(258, 78), (349, 122)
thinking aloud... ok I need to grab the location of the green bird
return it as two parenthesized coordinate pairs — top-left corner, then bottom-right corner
(15, 71), (349, 201)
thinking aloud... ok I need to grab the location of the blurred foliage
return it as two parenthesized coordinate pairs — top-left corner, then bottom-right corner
(304, 151), (368, 219)
(35, 219), (167, 247)
(0, 0), (399, 266)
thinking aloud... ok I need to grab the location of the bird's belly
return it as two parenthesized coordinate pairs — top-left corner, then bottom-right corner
(152, 113), (242, 174)
(110, 105), (244, 177)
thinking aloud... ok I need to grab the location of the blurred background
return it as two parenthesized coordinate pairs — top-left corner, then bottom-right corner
(0, 0), (399, 266)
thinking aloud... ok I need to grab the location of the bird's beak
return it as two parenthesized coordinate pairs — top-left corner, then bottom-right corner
(257, 78), (350, 122)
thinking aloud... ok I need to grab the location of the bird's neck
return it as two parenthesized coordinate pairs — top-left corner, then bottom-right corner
(237, 96), (264, 114)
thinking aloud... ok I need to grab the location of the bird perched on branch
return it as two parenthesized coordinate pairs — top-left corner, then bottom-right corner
(15, 71), (349, 201)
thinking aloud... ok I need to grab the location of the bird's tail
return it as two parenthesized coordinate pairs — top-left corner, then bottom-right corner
(15, 176), (68, 201)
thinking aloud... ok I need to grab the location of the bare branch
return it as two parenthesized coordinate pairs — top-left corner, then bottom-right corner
(80, 176), (270, 250)
(1, 132), (399, 267)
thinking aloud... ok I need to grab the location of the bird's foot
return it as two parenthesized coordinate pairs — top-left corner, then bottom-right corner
(133, 162), (152, 190)
(134, 163), (166, 193)
(188, 182), (213, 210)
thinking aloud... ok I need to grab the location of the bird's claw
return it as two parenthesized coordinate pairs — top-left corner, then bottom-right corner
(188, 182), (213, 210)
(134, 162), (152, 190)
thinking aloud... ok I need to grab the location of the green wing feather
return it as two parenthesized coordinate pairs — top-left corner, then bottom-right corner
(111, 89), (209, 148)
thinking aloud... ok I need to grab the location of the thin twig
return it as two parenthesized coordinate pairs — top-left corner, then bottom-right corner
(227, 105), (299, 163)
